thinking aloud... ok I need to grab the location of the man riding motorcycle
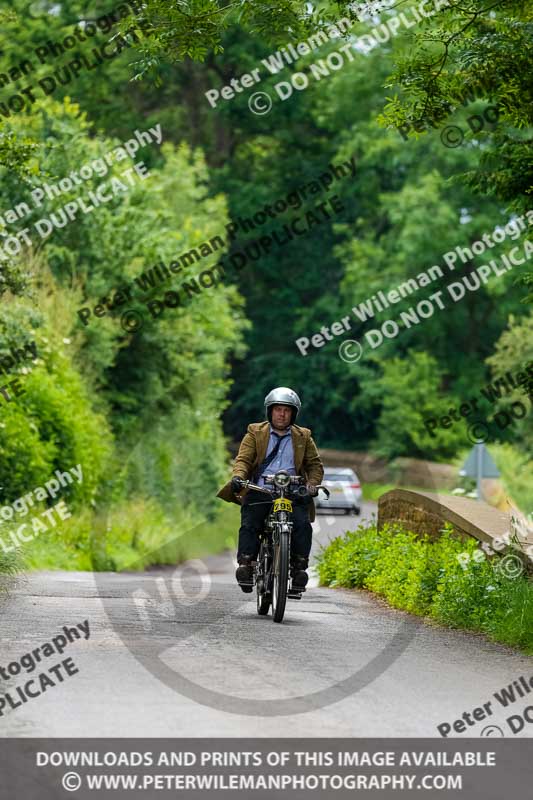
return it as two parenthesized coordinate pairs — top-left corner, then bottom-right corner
(217, 387), (324, 593)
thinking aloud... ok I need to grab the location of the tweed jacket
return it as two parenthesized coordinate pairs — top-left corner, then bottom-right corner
(217, 421), (324, 522)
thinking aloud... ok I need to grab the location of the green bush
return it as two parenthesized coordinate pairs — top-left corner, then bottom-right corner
(430, 537), (499, 628)
(317, 525), (386, 589)
(0, 543), (21, 585)
(317, 522), (533, 653)
(0, 405), (57, 497)
(367, 530), (430, 614)
(482, 579), (533, 650)
(0, 349), (111, 506)
(18, 355), (112, 503)
(19, 498), (238, 573)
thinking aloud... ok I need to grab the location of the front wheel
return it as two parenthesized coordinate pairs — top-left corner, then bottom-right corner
(272, 532), (289, 623)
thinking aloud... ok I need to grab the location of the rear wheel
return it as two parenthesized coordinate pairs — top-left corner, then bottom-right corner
(257, 589), (271, 615)
(272, 532), (289, 623)
(256, 546), (271, 616)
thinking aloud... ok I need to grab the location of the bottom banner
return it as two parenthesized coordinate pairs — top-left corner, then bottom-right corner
(0, 738), (530, 798)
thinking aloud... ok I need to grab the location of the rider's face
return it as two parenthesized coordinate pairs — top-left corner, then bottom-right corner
(271, 404), (292, 430)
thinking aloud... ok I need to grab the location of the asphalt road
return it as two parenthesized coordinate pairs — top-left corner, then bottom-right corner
(1, 499), (532, 738)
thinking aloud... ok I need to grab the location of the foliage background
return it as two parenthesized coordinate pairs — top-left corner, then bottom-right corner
(0, 0), (530, 570)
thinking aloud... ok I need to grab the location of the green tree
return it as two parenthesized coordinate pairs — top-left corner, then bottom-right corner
(378, 1), (533, 298)
(485, 312), (533, 450)
(0, 94), (249, 558)
(369, 352), (466, 458)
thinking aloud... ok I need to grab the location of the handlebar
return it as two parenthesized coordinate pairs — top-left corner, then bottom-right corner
(239, 480), (272, 495)
(237, 478), (330, 500)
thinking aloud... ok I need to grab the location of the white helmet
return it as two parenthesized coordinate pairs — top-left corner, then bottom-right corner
(264, 387), (301, 423)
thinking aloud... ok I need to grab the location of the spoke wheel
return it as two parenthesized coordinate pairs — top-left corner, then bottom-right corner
(272, 532), (289, 623)
(256, 546), (271, 616)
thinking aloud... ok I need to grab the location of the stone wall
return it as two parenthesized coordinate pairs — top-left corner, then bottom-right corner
(301, 448), (458, 490)
(378, 489), (533, 570)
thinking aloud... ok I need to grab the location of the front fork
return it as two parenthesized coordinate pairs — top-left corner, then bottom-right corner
(258, 510), (293, 591)
(272, 513), (292, 576)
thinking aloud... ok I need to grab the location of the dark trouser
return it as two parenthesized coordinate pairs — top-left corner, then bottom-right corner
(237, 489), (313, 562)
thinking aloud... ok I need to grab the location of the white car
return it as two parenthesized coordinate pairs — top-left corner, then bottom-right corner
(315, 467), (362, 515)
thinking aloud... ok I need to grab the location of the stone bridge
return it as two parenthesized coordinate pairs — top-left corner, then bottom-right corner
(377, 489), (533, 570)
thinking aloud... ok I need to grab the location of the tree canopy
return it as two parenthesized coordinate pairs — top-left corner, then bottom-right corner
(0, 0), (530, 567)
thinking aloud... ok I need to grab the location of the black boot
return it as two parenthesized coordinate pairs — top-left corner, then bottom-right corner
(236, 554), (254, 593)
(291, 555), (309, 590)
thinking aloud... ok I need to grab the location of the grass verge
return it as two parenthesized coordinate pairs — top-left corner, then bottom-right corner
(0, 546), (22, 592)
(317, 521), (533, 654)
(16, 500), (240, 572)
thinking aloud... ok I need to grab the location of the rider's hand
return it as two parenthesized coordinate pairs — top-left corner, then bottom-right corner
(306, 483), (319, 497)
(231, 476), (244, 494)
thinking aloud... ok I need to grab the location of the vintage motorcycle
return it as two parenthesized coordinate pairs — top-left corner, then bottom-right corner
(238, 470), (330, 623)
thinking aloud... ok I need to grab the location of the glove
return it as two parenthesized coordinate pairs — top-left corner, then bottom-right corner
(231, 476), (244, 494)
(306, 483), (319, 497)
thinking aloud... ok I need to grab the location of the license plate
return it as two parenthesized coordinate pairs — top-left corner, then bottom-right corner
(332, 487), (344, 493)
(273, 498), (293, 512)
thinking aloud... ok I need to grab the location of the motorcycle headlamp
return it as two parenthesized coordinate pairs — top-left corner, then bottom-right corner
(273, 470), (291, 488)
